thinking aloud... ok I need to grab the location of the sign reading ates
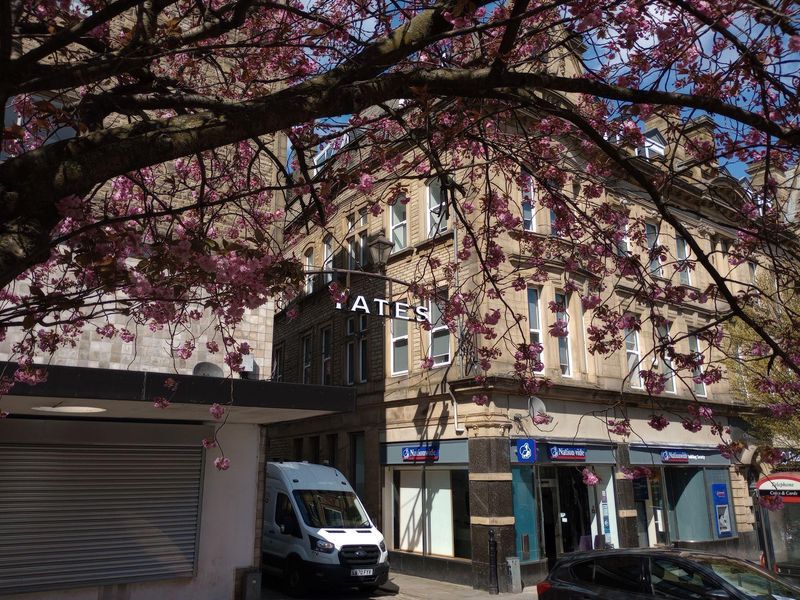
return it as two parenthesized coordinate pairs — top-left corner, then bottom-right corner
(660, 450), (690, 464)
(401, 445), (440, 462)
(336, 295), (432, 323)
(549, 446), (587, 461)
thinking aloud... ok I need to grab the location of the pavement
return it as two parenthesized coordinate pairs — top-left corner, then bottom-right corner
(262, 571), (538, 600)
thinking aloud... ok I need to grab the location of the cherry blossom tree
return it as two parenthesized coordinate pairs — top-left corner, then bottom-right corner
(0, 0), (799, 472)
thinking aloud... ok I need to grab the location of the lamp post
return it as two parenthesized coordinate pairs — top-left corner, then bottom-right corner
(368, 233), (393, 271)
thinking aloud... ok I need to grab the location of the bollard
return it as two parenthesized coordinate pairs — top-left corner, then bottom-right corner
(488, 528), (499, 595)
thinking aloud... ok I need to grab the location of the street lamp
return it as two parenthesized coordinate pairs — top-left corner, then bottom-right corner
(368, 233), (394, 271)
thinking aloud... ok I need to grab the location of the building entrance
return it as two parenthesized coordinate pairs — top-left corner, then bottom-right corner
(540, 466), (595, 566)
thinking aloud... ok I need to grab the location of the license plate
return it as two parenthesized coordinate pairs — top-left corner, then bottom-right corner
(350, 568), (373, 577)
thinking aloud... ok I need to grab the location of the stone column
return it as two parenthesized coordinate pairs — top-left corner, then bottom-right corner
(613, 443), (639, 548)
(466, 412), (514, 592)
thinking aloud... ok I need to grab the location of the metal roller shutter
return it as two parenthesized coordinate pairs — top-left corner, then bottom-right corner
(0, 443), (204, 594)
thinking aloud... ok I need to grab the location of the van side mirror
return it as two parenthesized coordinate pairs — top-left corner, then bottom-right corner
(279, 523), (286, 535)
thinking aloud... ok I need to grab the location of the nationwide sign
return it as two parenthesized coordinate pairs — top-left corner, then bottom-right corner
(660, 450), (690, 463)
(549, 446), (587, 461)
(336, 295), (432, 323)
(401, 445), (440, 462)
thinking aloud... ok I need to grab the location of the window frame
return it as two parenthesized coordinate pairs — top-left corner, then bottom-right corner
(426, 179), (449, 238)
(390, 200), (408, 251)
(323, 236), (334, 284)
(521, 170), (535, 232)
(676, 234), (691, 286)
(528, 288), (544, 373)
(688, 332), (707, 397)
(554, 292), (571, 376)
(321, 326), (332, 385)
(358, 315), (368, 383)
(624, 326), (642, 388)
(391, 312), (409, 376)
(301, 334), (313, 384)
(429, 290), (451, 367)
(657, 323), (675, 393)
(304, 248), (315, 294)
(271, 344), (284, 382)
(646, 223), (663, 276)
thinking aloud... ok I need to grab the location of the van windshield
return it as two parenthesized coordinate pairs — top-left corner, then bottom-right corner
(293, 490), (371, 528)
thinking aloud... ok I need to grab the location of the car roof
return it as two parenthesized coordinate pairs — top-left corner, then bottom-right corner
(552, 548), (753, 565)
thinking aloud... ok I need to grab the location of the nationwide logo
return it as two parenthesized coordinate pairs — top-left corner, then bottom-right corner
(401, 446), (440, 462)
(549, 446), (587, 461)
(660, 450), (689, 463)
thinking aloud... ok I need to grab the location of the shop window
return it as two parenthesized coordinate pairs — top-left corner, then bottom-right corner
(676, 235), (691, 286)
(391, 314), (408, 375)
(646, 223), (662, 276)
(429, 290), (450, 367)
(426, 179), (448, 237)
(665, 468), (712, 541)
(391, 201), (407, 251)
(301, 334), (312, 384)
(593, 556), (644, 593)
(512, 466), (539, 561)
(688, 333), (706, 397)
(392, 468), (470, 559)
(555, 292), (570, 376)
(521, 169), (534, 232)
(624, 326), (642, 387)
(527, 288), (544, 372)
(320, 327), (332, 385)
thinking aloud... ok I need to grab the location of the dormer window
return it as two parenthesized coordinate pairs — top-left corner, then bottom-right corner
(639, 130), (666, 159)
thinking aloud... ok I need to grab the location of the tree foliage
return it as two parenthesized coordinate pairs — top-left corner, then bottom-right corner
(0, 0), (799, 458)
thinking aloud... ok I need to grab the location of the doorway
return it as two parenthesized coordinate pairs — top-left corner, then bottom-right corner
(540, 467), (594, 566)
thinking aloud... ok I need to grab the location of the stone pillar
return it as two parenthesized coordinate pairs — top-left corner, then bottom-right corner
(466, 412), (514, 592)
(613, 444), (639, 548)
(729, 466), (755, 533)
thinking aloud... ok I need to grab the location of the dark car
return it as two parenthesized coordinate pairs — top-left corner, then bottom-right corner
(536, 548), (800, 599)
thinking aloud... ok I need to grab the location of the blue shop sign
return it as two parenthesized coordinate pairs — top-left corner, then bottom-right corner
(660, 449), (689, 463)
(515, 439), (537, 463)
(549, 445), (587, 461)
(711, 483), (733, 538)
(401, 445), (440, 462)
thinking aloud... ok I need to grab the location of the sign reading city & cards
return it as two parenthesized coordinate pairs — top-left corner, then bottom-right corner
(401, 445), (440, 462)
(336, 295), (432, 323)
(756, 473), (800, 503)
(549, 445), (587, 461)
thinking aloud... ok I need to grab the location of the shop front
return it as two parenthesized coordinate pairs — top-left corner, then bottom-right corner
(511, 440), (619, 568)
(756, 472), (800, 578)
(381, 439), (472, 579)
(630, 446), (735, 548)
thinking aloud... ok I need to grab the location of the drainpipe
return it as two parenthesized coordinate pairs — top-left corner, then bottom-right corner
(448, 384), (466, 435)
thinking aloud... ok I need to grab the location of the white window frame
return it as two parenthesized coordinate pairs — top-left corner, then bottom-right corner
(272, 345), (284, 382)
(549, 209), (558, 237)
(359, 207), (368, 227)
(391, 201), (408, 251)
(676, 234), (691, 286)
(657, 323), (675, 393)
(640, 130), (666, 158)
(426, 179), (448, 238)
(321, 326), (332, 385)
(323, 236), (334, 284)
(304, 248), (315, 294)
(359, 232), (368, 267)
(528, 288), (544, 373)
(646, 223), (663, 276)
(521, 171), (534, 232)
(391, 314), (409, 376)
(429, 291), (451, 367)
(302, 335), (312, 384)
(347, 237), (358, 270)
(688, 333), (707, 397)
(555, 292), (571, 377)
(624, 326), (642, 388)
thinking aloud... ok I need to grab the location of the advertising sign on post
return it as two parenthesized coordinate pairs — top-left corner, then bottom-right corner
(711, 483), (733, 538)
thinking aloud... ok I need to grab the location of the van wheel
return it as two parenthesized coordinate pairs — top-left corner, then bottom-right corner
(284, 558), (308, 597)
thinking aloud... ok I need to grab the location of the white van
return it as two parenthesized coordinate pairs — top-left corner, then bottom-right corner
(262, 462), (389, 595)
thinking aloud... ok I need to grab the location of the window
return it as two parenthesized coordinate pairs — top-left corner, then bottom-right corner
(650, 558), (711, 599)
(347, 237), (358, 270)
(323, 236), (333, 284)
(321, 327), (332, 385)
(748, 261), (757, 284)
(275, 492), (302, 538)
(358, 315), (368, 382)
(359, 231), (368, 267)
(688, 333), (706, 397)
(391, 201), (408, 250)
(528, 288), (544, 372)
(271, 345), (284, 382)
(429, 290), (451, 366)
(391, 313), (408, 375)
(676, 235), (691, 286)
(555, 293), (570, 376)
(657, 323), (675, 393)
(427, 179), (448, 237)
(617, 225), (631, 255)
(302, 335), (312, 384)
(358, 207), (368, 227)
(304, 248), (315, 294)
(549, 209), (558, 236)
(593, 556), (644, 592)
(345, 339), (355, 385)
(646, 223), (662, 276)
(346, 213), (355, 232)
(640, 129), (666, 158)
(521, 171), (534, 232)
(624, 326), (642, 388)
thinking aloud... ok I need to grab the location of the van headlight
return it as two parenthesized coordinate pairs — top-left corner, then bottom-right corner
(309, 535), (335, 553)
(380, 540), (386, 552)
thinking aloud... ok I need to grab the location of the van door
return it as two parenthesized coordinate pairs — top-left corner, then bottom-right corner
(274, 490), (304, 556)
